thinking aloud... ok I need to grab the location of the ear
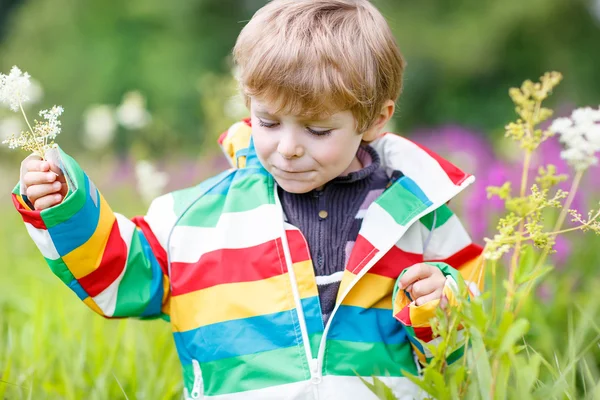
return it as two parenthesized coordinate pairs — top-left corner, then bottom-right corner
(362, 100), (395, 142)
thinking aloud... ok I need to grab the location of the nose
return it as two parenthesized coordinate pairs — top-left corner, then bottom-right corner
(277, 130), (304, 159)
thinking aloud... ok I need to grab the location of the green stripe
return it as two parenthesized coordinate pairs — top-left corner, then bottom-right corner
(45, 257), (75, 286)
(40, 148), (89, 229)
(177, 173), (273, 228)
(113, 230), (153, 317)
(420, 204), (454, 231)
(376, 182), (428, 226)
(182, 363), (195, 396)
(201, 346), (309, 396)
(310, 333), (322, 359)
(324, 340), (418, 377)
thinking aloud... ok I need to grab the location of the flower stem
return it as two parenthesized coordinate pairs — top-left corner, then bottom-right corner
(514, 170), (585, 315)
(18, 99), (34, 137)
(504, 150), (532, 311)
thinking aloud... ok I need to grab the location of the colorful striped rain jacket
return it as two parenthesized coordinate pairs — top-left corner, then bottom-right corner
(13, 120), (483, 400)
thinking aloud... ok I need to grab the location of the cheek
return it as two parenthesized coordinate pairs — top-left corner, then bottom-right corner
(310, 134), (361, 167)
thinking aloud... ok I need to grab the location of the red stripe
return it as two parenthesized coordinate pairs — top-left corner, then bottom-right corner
(395, 305), (411, 325)
(170, 238), (287, 296)
(286, 229), (311, 264)
(410, 140), (470, 186)
(413, 326), (434, 342)
(346, 235), (378, 274)
(370, 245), (423, 279)
(12, 193), (46, 229)
(78, 220), (127, 297)
(433, 243), (483, 270)
(132, 216), (168, 276)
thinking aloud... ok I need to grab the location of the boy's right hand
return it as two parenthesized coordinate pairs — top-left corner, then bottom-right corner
(22, 159), (68, 210)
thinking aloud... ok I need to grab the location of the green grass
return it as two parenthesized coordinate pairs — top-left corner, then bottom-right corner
(0, 192), (182, 399)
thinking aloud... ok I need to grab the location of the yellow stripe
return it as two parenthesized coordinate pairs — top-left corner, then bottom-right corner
(341, 273), (394, 309)
(62, 194), (115, 279)
(171, 273), (295, 332)
(16, 195), (33, 210)
(161, 276), (171, 316)
(458, 255), (484, 292)
(293, 260), (318, 299)
(83, 297), (104, 316)
(336, 270), (357, 304)
(409, 300), (440, 327)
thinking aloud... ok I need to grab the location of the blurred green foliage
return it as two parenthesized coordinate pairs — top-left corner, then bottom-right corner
(0, 0), (598, 158)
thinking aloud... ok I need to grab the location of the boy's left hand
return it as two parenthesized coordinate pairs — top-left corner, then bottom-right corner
(398, 263), (447, 306)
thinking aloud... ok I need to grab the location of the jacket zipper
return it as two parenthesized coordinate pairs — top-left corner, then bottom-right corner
(275, 191), (321, 399)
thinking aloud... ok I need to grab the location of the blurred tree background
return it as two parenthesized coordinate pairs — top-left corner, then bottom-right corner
(0, 0), (598, 159)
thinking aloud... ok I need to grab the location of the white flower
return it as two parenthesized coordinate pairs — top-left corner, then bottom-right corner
(135, 160), (168, 204)
(35, 105), (64, 140)
(0, 116), (23, 142)
(83, 105), (117, 150)
(0, 66), (31, 111)
(549, 106), (600, 171)
(116, 91), (151, 130)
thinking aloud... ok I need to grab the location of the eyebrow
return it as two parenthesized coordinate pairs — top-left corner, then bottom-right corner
(254, 109), (338, 124)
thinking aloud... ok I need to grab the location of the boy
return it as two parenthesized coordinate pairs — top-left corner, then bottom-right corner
(14, 0), (483, 399)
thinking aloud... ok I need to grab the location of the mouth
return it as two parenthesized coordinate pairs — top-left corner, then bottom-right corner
(272, 166), (313, 179)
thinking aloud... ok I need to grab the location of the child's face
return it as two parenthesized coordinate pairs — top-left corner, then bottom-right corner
(250, 98), (366, 194)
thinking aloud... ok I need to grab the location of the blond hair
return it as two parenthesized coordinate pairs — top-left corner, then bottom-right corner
(233, 0), (405, 133)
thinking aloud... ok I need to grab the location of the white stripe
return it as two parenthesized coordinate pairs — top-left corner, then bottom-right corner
(371, 134), (471, 205)
(315, 271), (344, 286)
(92, 213), (136, 316)
(25, 222), (59, 260)
(394, 222), (424, 254)
(319, 375), (425, 400)
(203, 380), (313, 399)
(145, 193), (178, 249)
(355, 208), (368, 219)
(359, 202), (403, 251)
(169, 204), (281, 263)
(202, 376), (424, 400)
(424, 214), (472, 260)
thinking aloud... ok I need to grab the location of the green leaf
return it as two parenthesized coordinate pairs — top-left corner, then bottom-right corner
(358, 376), (398, 400)
(469, 327), (492, 399)
(498, 318), (530, 356)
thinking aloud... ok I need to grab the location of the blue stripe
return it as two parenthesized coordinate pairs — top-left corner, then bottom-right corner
(198, 170), (236, 196)
(398, 176), (432, 207)
(68, 279), (88, 301)
(173, 332), (192, 364)
(139, 233), (165, 317)
(48, 176), (100, 256)
(174, 311), (301, 363)
(405, 329), (425, 354)
(328, 305), (407, 344)
(302, 296), (324, 335)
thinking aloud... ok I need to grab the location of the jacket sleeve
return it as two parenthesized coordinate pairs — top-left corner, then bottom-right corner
(12, 146), (173, 320)
(393, 204), (483, 364)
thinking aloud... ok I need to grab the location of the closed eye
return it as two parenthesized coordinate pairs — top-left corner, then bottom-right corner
(257, 118), (279, 128)
(307, 127), (333, 137)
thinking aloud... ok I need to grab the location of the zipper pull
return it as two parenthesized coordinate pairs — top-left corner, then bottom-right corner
(310, 358), (322, 384)
(191, 359), (204, 399)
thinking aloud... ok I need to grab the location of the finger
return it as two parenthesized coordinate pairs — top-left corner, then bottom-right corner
(25, 159), (45, 172)
(47, 162), (64, 180)
(33, 193), (63, 210)
(26, 182), (63, 202)
(399, 263), (434, 289)
(415, 289), (443, 306)
(409, 278), (439, 299)
(23, 171), (59, 186)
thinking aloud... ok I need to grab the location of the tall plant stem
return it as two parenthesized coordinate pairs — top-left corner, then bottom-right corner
(514, 170), (585, 316)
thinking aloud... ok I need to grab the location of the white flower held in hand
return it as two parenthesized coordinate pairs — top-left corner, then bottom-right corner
(0, 65), (64, 159)
(549, 106), (600, 171)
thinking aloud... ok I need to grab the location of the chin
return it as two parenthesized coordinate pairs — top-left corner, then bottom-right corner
(275, 178), (317, 194)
